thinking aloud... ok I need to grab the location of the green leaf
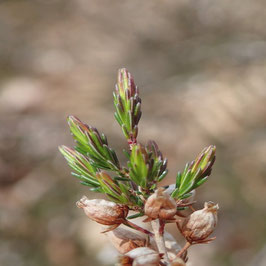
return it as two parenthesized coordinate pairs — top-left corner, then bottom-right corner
(178, 179), (195, 196)
(67, 116), (121, 171)
(96, 171), (134, 205)
(158, 170), (168, 182)
(193, 176), (209, 189)
(145, 140), (168, 183)
(175, 171), (182, 188)
(172, 145), (216, 199)
(123, 149), (130, 159)
(127, 212), (144, 219)
(181, 192), (194, 199)
(59, 145), (100, 189)
(127, 141), (168, 189)
(114, 68), (142, 143)
(128, 144), (148, 188)
(71, 172), (99, 187)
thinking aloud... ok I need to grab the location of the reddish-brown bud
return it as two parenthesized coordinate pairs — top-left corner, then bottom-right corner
(144, 188), (177, 220)
(120, 247), (161, 266)
(76, 196), (128, 225)
(181, 202), (218, 242)
(105, 227), (147, 254)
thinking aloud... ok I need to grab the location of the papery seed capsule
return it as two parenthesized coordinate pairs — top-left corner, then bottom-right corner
(164, 231), (182, 261)
(120, 247), (161, 266)
(181, 201), (218, 242)
(76, 196), (128, 225)
(170, 257), (186, 266)
(150, 231), (187, 262)
(144, 188), (177, 220)
(105, 227), (147, 254)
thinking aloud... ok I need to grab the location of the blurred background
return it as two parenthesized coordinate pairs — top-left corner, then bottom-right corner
(1, 0), (266, 265)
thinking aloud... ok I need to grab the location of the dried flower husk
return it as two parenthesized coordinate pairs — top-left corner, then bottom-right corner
(144, 188), (177, 220)
(181, 201), (218, 242)
(149, 231), (187, 262)
(120, 247), (161, 266)
(76, 196), (128, 225)
(105, 227), (147, 254)
(170, 257), (186, 266)
(164, 231), (182, 261)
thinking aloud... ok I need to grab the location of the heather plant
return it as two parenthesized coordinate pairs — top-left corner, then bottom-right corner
(59, 69), (219, 266)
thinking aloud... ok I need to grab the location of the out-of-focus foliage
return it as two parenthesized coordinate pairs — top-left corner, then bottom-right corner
(1, 1), (266, 266)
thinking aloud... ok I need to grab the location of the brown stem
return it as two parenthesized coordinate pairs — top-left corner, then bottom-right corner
(189, 205), (196, 212)
(159, 220), (165, 235)
(176, 220), (183, 235)
(123, 219), (154, 236)
(151, 219), (170, 264)
(177, 241), (191, 257)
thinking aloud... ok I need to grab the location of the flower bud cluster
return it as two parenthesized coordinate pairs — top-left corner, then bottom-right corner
(60, 68), (219, 265)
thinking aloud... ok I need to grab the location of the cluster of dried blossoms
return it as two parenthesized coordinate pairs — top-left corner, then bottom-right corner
(59, 69), (219, 266)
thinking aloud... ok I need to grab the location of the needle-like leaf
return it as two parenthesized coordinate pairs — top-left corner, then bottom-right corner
(67, 115), (121, 171)
(172, 145), (216, 199)
(113, 68), (142, 146)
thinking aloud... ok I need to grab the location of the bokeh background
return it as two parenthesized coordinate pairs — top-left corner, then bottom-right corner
(1, 1), (266, 265)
